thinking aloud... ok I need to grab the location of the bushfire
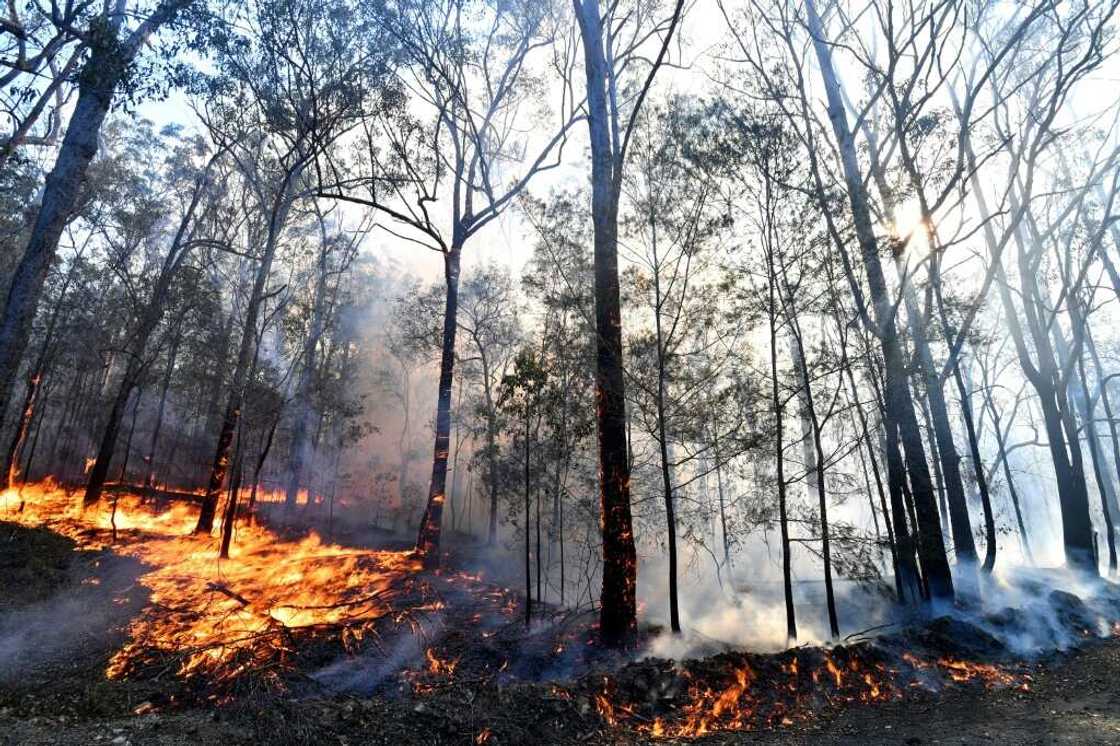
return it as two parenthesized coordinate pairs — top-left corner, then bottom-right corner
(591, 645), (1031, 739)
(2, 479), (1036, 741)
(2, 479), (423, 692)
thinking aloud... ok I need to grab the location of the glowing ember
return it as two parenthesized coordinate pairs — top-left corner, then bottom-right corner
(595, 648), (1028, 739)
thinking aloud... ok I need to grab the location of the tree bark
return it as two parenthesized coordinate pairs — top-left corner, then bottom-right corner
(575, 0), (638, 645)
(414, 248), (461, 567)
(806, 0), (953, 601)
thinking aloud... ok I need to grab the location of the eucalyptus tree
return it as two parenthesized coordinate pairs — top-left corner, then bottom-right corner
(0, 0), (203, 441)
(571, 0), (687, 645)
(386, 264), (522, 543)
(619, 103), (733, 634)
(953, 2), (1120, 574)
(316, 0), (581, 568)
(193, 0), (386, 533)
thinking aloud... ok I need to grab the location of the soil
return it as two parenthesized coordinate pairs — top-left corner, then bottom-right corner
(3, 519), (1120, 745)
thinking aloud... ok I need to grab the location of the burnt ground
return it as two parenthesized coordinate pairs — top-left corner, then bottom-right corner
(2, 519), (1120, 745)
(744, 644), (1120, 745)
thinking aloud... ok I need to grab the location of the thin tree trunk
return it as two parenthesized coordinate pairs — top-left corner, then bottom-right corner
(145, 326), (181, 488)
(415, 248), (462, 567)
(781, 269), (839, 639)
(767, 246), (796, 644)
(524, 412), (532, 627)
(806, 0), (953, 601)
(117, 386), (143, 484)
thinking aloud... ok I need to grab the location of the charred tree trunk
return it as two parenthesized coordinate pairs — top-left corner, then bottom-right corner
(197, 173), (297, 534)
(220, 437), (244, 560)
(767, 247), (797, 643)
(781, 269), (839, 640)
(575, 0), (639, 646)
(414, 248), (462, 568)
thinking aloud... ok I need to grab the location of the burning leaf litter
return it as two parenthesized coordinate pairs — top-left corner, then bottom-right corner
(4, 480), (1120, 743)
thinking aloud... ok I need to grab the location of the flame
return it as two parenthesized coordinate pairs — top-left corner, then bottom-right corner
(83, 457), (97, 474)
(425, 648), (459, 676)
(936, 657), (1020, 687)
(2, 480), (421, 688)
(598, 649), (1025, 739)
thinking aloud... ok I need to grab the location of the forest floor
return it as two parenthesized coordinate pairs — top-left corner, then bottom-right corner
(3, 513), (1120, 745)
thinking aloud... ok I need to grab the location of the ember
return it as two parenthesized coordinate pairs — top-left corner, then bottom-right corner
(591, 644), (1032, 739)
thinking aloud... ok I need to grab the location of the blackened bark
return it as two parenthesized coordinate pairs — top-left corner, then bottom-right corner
(575, 0), (638, 645)
(767, 248), (796, 643)
(414, 249), (461, 568)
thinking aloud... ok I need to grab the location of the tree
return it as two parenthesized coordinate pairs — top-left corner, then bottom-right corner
(572, 0), (686, 646)
(193, 0), (381, 533)
(0, 0), (201, 441)
(317, 0), (580, 568)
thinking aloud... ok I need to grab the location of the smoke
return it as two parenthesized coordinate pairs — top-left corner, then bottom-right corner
(634, 527), (1120, 664)
(0, 551), (148, 684)
(637, 535), (900, 661)
(309, 614), (446, 695)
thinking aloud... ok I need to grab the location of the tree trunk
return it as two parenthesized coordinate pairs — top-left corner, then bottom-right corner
(145, 327), (181, 488)
(767, 247), (797, 644)
(575, 0), (638, 646)
(781, 271), (839, 640)
(651, 219), (681, 634)
(0, 39), (125, 433)
(0, 0), (189, 430)
(117, 386), (143, 484)
(483, 354), (501, 546)
(414, 248), (462, 567)
(806, 0), (953, 602)
(196, 178), (296, 534)
(220, 439), (244, 559)
(524, 412), (532, 627)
